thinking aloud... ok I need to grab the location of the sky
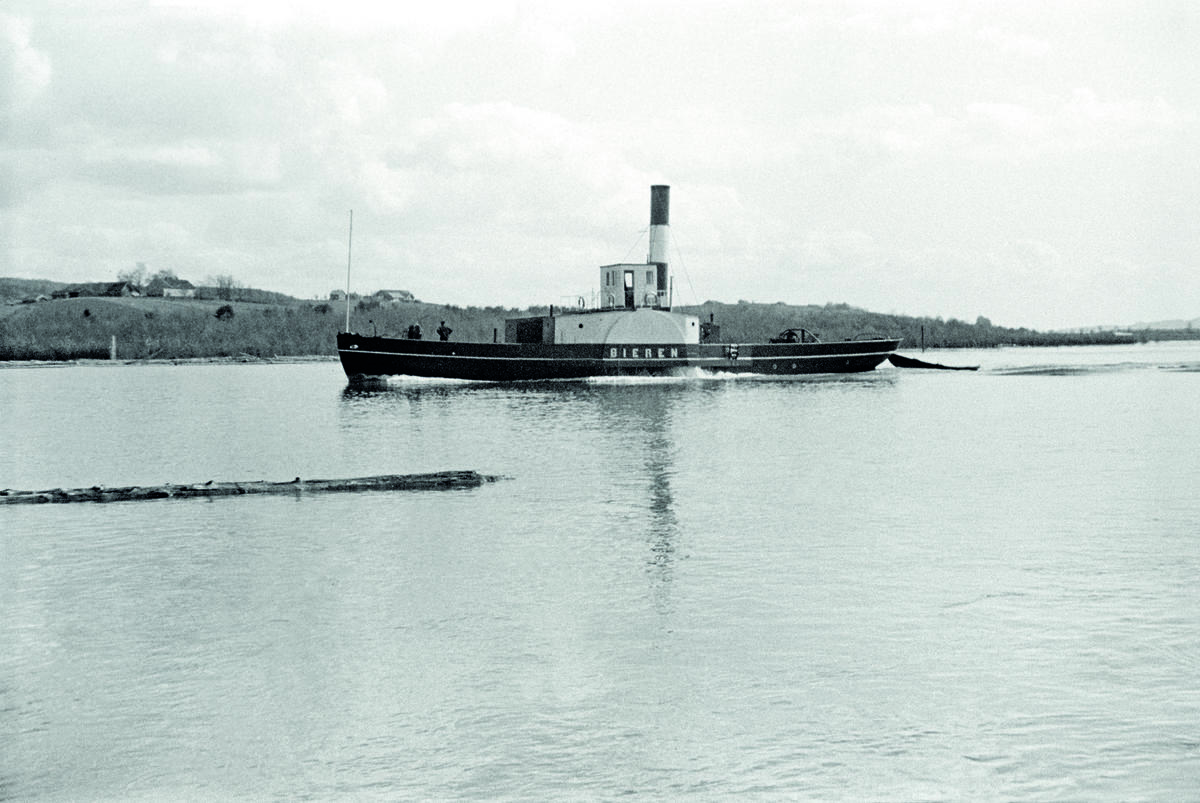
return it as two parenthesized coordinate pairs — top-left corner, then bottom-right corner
(2, 0), (1197, 330)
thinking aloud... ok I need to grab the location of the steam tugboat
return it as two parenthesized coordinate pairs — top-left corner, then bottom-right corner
(337, 186), (899, 382)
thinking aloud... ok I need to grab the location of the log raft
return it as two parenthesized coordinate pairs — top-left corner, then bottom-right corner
(0, 470), (500, 505)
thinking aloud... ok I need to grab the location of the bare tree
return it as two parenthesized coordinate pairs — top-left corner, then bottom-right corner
(209, 274), (240, 301)
(118, 262), (148, 286)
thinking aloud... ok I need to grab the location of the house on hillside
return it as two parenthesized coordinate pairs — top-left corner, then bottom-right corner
(105, 281), (141, 297)
(52, 282), (142, 299)
(329, 289), (347, 301)
(146, 276), (196, 298)
(374, 289), (416, 304)
(52, 283), (99, 299)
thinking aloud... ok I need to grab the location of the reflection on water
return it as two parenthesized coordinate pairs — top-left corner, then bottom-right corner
(339, 378), (697, 610)
(588, 384), (683, 612)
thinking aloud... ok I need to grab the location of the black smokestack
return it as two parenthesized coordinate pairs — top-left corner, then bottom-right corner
(648, 185), (670, 308)
(650, 185), (670, 226)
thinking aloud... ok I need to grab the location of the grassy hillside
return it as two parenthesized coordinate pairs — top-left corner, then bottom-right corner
(0, 295), (525, 361)
(0, 278), (69, 302)
(2, 291), (1196, 362)
(679, 301), (1182, 349)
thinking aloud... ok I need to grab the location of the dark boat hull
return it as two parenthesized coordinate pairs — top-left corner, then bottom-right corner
(337, 333), (900, 382)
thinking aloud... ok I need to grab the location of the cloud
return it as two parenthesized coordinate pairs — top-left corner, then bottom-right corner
(0, 14), (52, 119)
(976, 25), (1052, 59)
(797, 229), (880, 274)
(155, 0), (519, 37)
(1, 15), (54, 208)
(2, 0), (1197, 327)
(75, 141), (284, 195)
(380, 102), (646, 225)
(797, 87), (1188, 169)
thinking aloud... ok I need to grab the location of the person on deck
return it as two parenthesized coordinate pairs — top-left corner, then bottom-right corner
(437, 321), (452, 341)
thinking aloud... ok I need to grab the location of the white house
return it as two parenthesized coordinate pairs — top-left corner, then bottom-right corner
(374, 289), (416, 303)
(147, 277), (196, 298)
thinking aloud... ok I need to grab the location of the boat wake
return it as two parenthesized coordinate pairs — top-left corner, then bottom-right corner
(990, 361), (1200, 376)
(382, 373), (479, 386)
(583, 367), (894, 385)
(584, 367), (713, 385)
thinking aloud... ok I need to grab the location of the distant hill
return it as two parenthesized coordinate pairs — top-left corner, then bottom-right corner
(0, 277), (69, 302)
(1058, 317), (1199, 333)
(1130, 318), (1200, 331)
(3, 276), (1199, 361)
(677, 300), (1200, 349)
(193, 286), (300, 305)
(0, 277), (301, 306)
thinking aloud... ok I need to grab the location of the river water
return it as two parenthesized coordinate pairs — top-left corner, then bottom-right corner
(3, 343), (1199, 800)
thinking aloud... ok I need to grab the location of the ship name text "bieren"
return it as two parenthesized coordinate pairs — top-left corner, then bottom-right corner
(608, 346), (681, 359)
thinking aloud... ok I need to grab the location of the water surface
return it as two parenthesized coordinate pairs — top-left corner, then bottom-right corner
(3, 343), (1199, 799)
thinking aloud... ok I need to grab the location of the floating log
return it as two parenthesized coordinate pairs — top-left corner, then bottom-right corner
(889, 353), (979, 371)
(0, 470), (500, 505)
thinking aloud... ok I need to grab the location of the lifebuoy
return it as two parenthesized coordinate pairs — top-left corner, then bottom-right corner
(643, 292), (657, 306)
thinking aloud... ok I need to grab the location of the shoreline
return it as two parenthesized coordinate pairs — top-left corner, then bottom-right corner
(4, 340), (1191, 371)
(0, 354), (339, 369)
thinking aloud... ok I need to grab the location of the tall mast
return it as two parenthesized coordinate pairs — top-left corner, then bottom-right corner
(344, 209), (353, 332)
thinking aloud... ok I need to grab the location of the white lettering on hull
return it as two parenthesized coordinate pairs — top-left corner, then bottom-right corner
(607, 347), (680, 359)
